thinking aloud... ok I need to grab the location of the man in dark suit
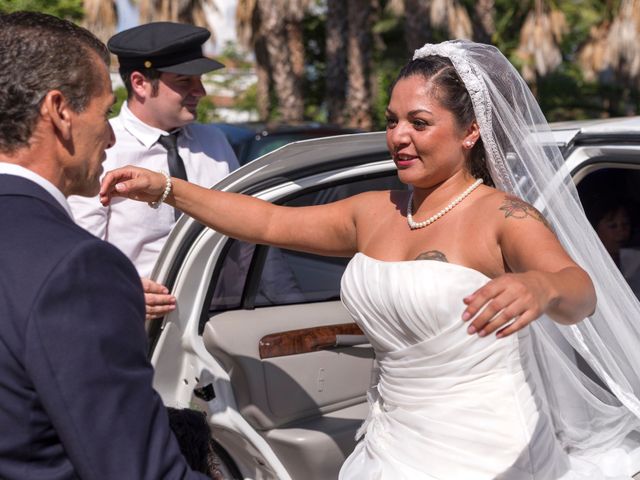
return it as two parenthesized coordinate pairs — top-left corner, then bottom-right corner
(0, 12), (209, 479)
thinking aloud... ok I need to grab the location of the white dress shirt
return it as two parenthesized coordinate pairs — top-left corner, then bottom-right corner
(68, 102), (239, 277)
(0, 163), (72, 217)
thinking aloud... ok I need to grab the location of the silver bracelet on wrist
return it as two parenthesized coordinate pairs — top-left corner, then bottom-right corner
(148, 171), (172, 209)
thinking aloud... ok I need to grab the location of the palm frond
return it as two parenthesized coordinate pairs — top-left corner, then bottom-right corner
(82, 0), (117, 43)
(515, 1), (566, 82)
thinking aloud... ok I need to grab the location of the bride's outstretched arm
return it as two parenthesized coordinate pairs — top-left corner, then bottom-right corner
(99, 166), (359, 257)
(461, 194), (596, 338)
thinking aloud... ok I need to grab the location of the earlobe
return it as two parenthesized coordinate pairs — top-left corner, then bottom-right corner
(463, 121), (481, 149)
(42, 90), (72, 140)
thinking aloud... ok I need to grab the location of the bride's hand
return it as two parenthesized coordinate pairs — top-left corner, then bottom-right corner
(461, 272), (553, 338)
(99, 166), (168, 206)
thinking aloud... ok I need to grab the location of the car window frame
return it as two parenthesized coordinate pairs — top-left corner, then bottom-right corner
(200, 169), (406, 332)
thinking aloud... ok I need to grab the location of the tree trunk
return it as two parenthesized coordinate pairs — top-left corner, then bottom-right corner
(326, 0), (347, 124)
(254, 36), (272, 121)
(286, 0), (305, 110)
(139, 0), (215, 41)
(403, 0), (432, 53)
(473, 0), (495, 44)
(82, 0), (117, 43)
(257, 0), (304, 122)
(345, 0), (377, 130)
(286, 0), (307, 80)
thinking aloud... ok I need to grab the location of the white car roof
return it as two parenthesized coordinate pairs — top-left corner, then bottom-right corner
(549, 116), (640, 146)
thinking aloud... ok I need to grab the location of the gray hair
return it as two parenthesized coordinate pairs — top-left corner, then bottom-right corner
(0, 12), (109, 153)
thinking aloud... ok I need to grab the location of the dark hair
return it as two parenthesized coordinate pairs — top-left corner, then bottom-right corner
(583, 195), (631, 230)
(120, 67), (162, 99)
(0, 12), (109, 153)
(393, 56), (494, 186)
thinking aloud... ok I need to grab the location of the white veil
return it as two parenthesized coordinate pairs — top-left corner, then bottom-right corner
(413, 41), (640, 457)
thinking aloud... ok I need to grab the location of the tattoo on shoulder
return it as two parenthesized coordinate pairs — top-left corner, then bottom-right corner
(415, 250), (449, 262)
(499, 195), (553, 231)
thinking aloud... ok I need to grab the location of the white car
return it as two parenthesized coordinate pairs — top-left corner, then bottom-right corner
(150, 117), (640, 479)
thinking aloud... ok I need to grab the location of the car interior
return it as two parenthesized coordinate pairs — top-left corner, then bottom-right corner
(576, 164), (640, 299)
(174, 153), (640, 479)
(202, 172), (406, 479)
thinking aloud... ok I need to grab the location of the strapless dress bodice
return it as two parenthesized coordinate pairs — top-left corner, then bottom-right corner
(338, 253), (593, 480)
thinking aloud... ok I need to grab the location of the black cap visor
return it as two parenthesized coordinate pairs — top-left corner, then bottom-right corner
(157, 57), (225, 75)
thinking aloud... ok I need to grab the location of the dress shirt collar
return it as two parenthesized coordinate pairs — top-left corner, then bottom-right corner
(0, 162), (73, 218)
(119, 101), (193, 149)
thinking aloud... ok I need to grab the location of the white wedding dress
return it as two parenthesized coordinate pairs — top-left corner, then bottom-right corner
(338, 253), (638, 479)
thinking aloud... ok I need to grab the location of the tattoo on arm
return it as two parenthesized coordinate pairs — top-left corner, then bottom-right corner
(415, 250), (449, 262)
(499, 195), (553, 231)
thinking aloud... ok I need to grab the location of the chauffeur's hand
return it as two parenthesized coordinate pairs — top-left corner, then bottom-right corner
(141, 277), (176, 321)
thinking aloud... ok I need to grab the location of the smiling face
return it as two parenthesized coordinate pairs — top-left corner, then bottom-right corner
(140, 72), (206, 131)
(385, 75), (477, 189)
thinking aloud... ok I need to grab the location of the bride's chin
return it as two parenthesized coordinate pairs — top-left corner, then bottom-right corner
(396, 168), (418, 182)
(396, 170), (432, 188)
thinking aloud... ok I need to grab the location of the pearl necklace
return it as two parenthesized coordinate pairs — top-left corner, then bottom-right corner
(407, 178), (483, 230)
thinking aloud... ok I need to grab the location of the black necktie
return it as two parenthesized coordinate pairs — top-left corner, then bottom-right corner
(157, 132), (187, 220)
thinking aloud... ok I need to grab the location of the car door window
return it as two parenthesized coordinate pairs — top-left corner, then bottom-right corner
(209, 173), (406, 312)
(577, 166), (640, 299)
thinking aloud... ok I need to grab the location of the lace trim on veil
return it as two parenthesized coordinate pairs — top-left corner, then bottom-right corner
(413, 44), (513, 192)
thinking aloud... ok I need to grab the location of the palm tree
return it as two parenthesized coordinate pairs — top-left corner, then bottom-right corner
(401, 0), (432, 52)
(578, 20), (611, 83)
(326, 0), (348, 124)
(579, 0), (640, 87)
(345, 0), (379, 130)
(236, 0), (309, 121)
(286, 0), (309, 87)
(138, 0), (216, 41)
(473, 0), (495, 44)
(256, 0), (304, 121)
(82, 0), (118, 43)
(515, 0), (567, 86)
(428, 0), (473, 40)
(396, 0), (473, 53)
(236, 0), (271, 119)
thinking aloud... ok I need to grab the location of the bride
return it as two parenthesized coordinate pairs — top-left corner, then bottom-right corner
(100, 41), (640, 478)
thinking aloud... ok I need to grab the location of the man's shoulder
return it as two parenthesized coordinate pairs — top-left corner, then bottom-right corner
(184, 123), (238, 168)
(38, 233), (140, 306)
(5, 197), (126, 264)
(61, 235), (139, 278)
(0, 202), (139, 314)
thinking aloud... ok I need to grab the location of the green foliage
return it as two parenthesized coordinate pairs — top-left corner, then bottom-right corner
(217, 41), (254, 70)
(5, 0), (637, 126)
(196, 95), (221, 123)
(111, 86), (128, 119)
(235, 83), (258, 113)
(371, 6), (409, 130)
(301, 8), (328, 122)
(201, 42), (259, 121)
(0, 0), (83, 20)
(297, 0), (640, 129)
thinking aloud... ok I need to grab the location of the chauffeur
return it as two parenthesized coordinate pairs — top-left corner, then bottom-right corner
(69, 22), (239, 320)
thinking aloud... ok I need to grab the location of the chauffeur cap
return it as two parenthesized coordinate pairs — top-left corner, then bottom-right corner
(107, 22), (225, 75)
